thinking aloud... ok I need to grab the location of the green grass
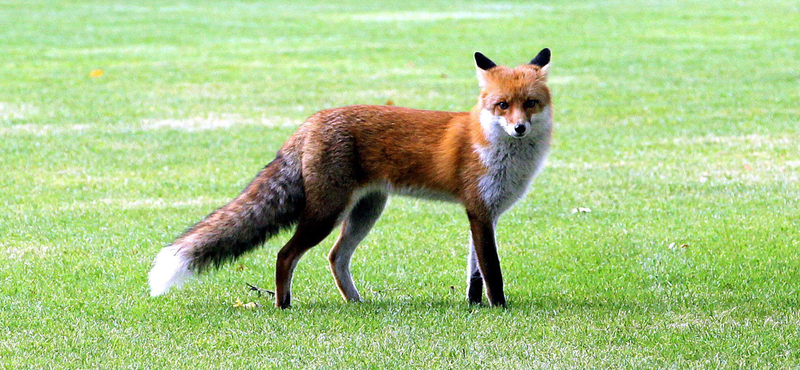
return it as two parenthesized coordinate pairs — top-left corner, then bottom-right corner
(1, 0), (798, 368)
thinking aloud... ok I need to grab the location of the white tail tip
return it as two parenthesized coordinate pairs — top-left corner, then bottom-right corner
(148, 245), (194, 297)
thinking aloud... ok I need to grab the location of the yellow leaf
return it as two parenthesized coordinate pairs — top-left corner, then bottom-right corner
(90, 69), (104, 78)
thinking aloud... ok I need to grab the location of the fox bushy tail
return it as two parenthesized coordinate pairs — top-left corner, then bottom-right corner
(148, 149), (305, 297)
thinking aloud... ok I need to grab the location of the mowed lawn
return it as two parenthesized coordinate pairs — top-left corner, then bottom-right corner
(1, 0), (798, 368)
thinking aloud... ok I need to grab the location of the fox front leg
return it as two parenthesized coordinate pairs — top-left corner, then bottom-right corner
(467, 212), (506, 307)
(466, 238), (484, 304)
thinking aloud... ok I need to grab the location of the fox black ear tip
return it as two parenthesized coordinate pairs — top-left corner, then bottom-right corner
(539, 48), (551, 58)
(474, 52), (497, 70)
(530, 48), (552, 67)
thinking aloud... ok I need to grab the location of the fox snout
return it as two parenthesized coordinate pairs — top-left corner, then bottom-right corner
(512, 122), (529, 138)
(500, 119), (530, 139)
(507, 106), (553, 139)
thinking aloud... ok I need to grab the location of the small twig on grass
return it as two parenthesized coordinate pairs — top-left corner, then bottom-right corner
(246, 283), (275, 297)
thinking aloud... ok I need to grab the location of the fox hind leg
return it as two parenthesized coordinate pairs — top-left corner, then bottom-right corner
(275, 204), (347, 309)
(328, 191), (388, 302)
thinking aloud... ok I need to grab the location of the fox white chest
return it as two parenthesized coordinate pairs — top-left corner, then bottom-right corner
(475, 138), (549, 217)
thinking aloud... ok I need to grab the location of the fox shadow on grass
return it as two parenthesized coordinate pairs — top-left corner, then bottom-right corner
(177, 286), (642, 313)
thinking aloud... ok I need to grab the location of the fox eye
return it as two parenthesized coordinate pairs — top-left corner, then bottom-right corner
(524, 99), (540, 108)
(497, 101), (509, 110)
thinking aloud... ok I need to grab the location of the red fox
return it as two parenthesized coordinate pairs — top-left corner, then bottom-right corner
(149, 49), (553, 308)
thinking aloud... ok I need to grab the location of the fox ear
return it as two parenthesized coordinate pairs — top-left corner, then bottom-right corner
(530, 48), (551, 67)
(474, 52), (496, 87)
(474, 52), (497, 71)
(530, 48), (551, 77)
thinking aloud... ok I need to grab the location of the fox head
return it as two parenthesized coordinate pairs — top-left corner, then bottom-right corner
(474, 48), (552, 139)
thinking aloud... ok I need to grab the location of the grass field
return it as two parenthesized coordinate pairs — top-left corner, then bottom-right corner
(1, 0), (798, 368)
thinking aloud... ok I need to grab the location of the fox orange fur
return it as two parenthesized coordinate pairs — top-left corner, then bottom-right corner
(148, 49), (553, 308)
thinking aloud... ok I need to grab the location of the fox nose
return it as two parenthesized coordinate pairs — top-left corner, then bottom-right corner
(514, 123), (526, 134)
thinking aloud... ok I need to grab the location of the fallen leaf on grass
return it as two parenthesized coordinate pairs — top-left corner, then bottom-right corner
(385, 100), (394, 106)
(668, 243), (690, 250)
(233, 298), (261, 309)
(89, 69), (104, 78)
(571, 207), (592, 214)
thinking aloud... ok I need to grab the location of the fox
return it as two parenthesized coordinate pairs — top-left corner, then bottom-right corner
(148, 48), (553, 308)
